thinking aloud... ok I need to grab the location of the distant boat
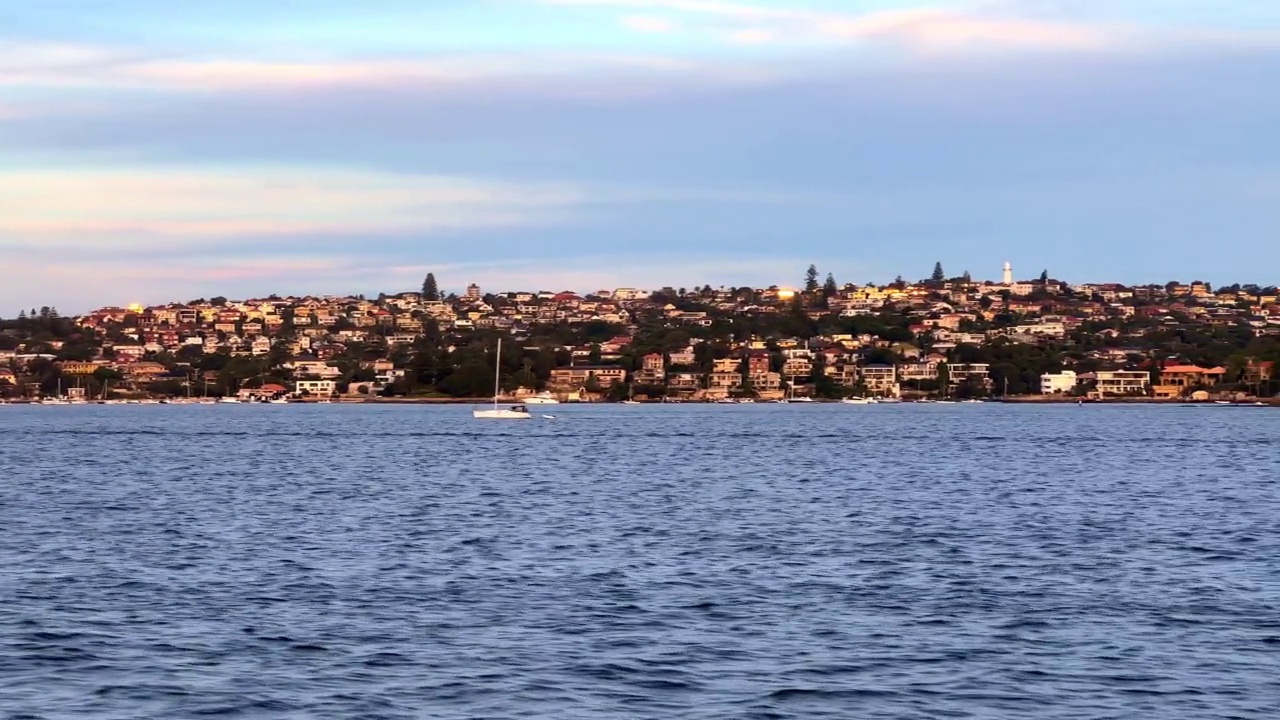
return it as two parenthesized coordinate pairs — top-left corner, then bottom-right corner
(879, 398), (902, 404)
(218, 397), (240, 404)
(474, 338), (531, 419)
(524, 392), (560, 405)
(269, 398), (289, 404)
(842, 397), (869, 405)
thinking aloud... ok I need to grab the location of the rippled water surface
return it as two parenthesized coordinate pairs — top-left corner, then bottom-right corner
(2, 403), (1279, 719)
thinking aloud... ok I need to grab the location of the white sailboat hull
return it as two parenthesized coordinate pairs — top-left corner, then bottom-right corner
(473, 409), (532, 419)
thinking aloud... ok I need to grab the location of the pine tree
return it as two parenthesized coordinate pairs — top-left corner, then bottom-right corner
(822, 273), (838, 298)
(804, 265), (820, 293)
(17, 309), (26, 320)
(931, 262), (945, 283)
(962, 270), (971, 283)
(1039, 269), (1049, 283)
(422, 273), (440, 301)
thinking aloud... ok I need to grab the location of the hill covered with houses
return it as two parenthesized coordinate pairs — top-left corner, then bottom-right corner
(2, 267), (1278, 402)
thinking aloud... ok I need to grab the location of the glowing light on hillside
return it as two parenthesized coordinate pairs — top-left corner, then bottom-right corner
(777, 289), (796, 300)
(127, 303), (143, 313)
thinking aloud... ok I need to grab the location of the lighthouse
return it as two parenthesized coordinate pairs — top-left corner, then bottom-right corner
(1002, 262), (1013, 286)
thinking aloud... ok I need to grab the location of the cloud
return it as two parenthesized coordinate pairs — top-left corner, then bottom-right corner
(620, 15), (679, 34)
(546, 0), (1119, 50)
(0, 40), (716, 93)
(0, 167), (583, 245)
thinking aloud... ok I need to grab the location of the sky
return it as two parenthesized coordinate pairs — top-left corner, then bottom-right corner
(2, 0), (1278, 312)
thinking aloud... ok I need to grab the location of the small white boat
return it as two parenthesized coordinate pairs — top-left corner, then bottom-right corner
(842, 397), (869, 405)
(790, 396), (814, 403)
(474, 338), (532, 419)
(218, 397), (240, 404)
(879, 398), (902, 404)
(269, 398), (289, 404)
(524, 392), (560, 405)
(474, 407), (532, 419)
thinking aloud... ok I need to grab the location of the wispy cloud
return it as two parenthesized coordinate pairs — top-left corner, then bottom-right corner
(0, 40), (715, 93)
(620, 15), (679, 34)
(549, 0), (1119, 50)
(0, 167), (583, 244)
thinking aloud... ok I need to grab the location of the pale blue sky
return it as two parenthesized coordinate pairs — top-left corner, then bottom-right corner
(1, 0), (1277, 311)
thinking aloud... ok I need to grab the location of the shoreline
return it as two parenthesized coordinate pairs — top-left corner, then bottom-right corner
(2, 397), (1276, 407)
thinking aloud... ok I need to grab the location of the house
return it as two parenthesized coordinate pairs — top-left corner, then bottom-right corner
(55, 361), (100, 375)
(548, 366), (627, 389)
(633, 353), (666, 386)
(122, 362), (169, 381)
(293, 379), (337, 398)
(1040, 370), (1078, 394)
(667, 372), (704, 393)
(288, 357), (343, 379)
(947, 363), (992, 389)
(238, 383), (288, 401)
(1095, 370), (1150, 397)
(781, 357), (812, 378)
(1244, 360), (1274, 384)
(113, 344), (146, 361)
(668, 346), (697, 366)
(1155, 365), (1227, 398)
(860, 365), (898, 396)
(899, 361), (939, 381)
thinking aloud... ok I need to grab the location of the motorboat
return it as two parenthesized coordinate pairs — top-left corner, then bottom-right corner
(524, 392), (560, 405)
(841, 397), (870, 405)
(218, 397), (241, 404)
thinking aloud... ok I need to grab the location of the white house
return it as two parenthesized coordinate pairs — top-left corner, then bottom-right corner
(293, 380), (337, 398)
(1040, 370), (1078, 395)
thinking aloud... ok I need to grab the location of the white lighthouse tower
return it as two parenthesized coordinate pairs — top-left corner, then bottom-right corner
(1002, 262), (1013, 286)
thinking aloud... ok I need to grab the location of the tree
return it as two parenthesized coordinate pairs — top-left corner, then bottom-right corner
(931, 262), (945, 284)
(962, 270), (971, 284)
(422, 273), (440, 301)
(1039, 269), (1049, 283)
(822, 273), (838, 299)
(804, 265), (820, 293)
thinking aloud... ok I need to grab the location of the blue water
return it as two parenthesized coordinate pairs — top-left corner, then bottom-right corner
(1, 403), (1278, 719)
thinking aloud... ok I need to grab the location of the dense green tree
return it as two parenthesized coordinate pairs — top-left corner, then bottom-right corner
(422, 273), (440, 301)
(822, 273), (838, 299)
(804, 265), (820, 293)
(931, 262), (945, 283)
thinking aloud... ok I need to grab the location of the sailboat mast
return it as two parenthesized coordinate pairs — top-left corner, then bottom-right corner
(493, 337), (502, 409)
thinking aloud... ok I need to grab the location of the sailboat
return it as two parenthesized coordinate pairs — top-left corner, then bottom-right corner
(473, 338), (531, 419)
(621, 384), (640, 404)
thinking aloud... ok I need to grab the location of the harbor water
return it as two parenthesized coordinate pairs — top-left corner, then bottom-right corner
(2, 403), (1278, 718)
